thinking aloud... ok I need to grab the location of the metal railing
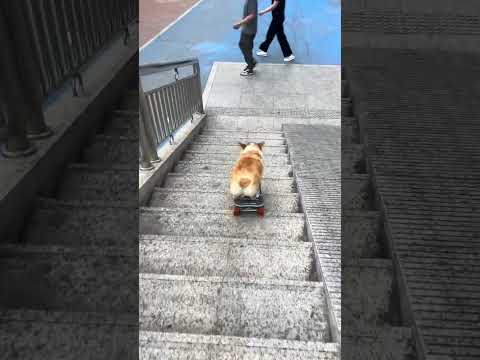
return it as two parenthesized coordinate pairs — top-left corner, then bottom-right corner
(0, 0), (138, 158)
(139, 59), (204, 170)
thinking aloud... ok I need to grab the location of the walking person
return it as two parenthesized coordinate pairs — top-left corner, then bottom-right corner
(257, 0), (295, 62)
(234, 0), (258, 76)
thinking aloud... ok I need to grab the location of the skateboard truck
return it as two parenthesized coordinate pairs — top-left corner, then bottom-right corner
(233, 191), (265, 216)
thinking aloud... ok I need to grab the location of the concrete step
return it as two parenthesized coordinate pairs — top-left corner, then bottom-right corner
(0, 309), (136, 359)
(342, 326), (414, 360)
(343, 259), (394, 328)
(140, 274), (330, 342)
(162, 174), (296, 194)
(82, 135), (137, 164)
(118, 91), (138, 110)
(140, 235), (314, 281)
(103, 122), (138, 137)
(149, 189), (300, 213)
(103, 111), (138, 136)
(140, 207), (306, 242)
(200, 129), (284, 139)
(342, 79), (348, 97)
(342, 144), (366, 174)
(189, 143), (287, 154)
(0, 245), (136, 313)
(182, 151), (290, 166)
(140, 331), (339, 360)
(342, 98), (352, 116)
(342, 175), (374, 210)
(23, 199), (137, 248)
(108, 110), (139, 129)
(342, 210), (384, 259)
(57, 164), (137, 201)
(195, 135), (285, 146)
(174, 161), (293, 178)
(342, 123), (360, 145)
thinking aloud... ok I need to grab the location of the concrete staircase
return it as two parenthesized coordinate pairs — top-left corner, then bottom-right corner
(341, 78), (417, 359)
(0, 85), (139, 358)
(140, 121), (339, 357)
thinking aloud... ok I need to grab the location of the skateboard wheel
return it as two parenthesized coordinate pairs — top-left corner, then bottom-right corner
(233, 207), (241, 216)
(257, 207), (265, 216)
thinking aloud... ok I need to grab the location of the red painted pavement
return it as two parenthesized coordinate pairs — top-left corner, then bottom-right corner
(140, 0), (199, 47)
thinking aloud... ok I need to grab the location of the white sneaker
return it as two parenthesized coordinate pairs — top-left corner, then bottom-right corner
(284, 54), (295, 62)
(256, 50), (268, 57)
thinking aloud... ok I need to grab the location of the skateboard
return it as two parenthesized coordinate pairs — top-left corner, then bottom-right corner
(233, 191), (265, 216)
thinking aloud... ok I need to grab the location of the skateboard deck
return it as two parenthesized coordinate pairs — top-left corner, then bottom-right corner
(233, 192), (265, 216)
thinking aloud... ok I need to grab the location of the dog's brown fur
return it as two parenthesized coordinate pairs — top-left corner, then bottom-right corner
(230, 142), (265, 199)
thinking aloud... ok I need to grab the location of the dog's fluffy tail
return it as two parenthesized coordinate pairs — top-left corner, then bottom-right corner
(239, 178), (251, 188)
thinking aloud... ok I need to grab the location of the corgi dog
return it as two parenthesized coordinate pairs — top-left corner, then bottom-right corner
(230, 142), (265, 199)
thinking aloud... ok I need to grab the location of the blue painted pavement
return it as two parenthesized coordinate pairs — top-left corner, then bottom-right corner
(140, 0), (340, 88)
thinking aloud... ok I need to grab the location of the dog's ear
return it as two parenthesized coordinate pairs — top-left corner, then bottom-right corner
(239, 142), (247, 149)
(257, 142), (265, 150)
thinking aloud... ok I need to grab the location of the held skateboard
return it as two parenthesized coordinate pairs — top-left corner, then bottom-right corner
(233, 192), (265, 216)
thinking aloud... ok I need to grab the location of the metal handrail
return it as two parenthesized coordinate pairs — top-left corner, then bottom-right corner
(0, 0), (138, 158)
(139, 58), (204, 171)
(139, 58), (199, 76)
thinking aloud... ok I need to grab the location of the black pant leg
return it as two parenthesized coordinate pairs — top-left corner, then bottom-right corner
(259, 20), (277, 52)
(275, 21), (293, 57)
(239, 33), (255, 70)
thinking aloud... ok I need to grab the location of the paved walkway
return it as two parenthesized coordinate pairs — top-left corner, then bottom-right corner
(140, 0), (340, 87)
(140, 0), (198, 47)
(203, 62), (340, 127)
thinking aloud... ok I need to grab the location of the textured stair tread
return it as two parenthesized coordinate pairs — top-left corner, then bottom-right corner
(343, 260), (394, 327)
(58, 164), (137, 201)
(149, 189), (299, 213)
(140, 331), (338, 360)
(174, 161), (292, 177)
(103, 123), (138, 136)
(0, 248), (136, 313)
(342, 210), (383, 259)
(140, 234), (313, 280)
(195, 135), (285, 146)
(183, 150), (289, 165)
(104, 112), (139, 136)
(201, 128), (283, 136)
(162, 174), (296, 194)
(140, 207), (305, 241)
(140, 274), (329, 342)
(83, 135), (137, 164)
(189, 143), (287, 154)
(24, 199), (137, 247)
(0, 309), (136, 360)
(342, 175), (373, 210)
(118, 92), (138, 110)
(182, 154), (289, 166)
(342, 325), (414, 360)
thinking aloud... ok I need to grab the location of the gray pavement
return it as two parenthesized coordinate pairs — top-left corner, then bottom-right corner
(140, 0), (340, 87)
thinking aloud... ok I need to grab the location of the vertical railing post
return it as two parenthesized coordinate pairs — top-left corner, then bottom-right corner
(3, 0), (52, 140)
(194, 62), (204, 114)
(139, 80), (160, 171)
(0, 6), (35, 158)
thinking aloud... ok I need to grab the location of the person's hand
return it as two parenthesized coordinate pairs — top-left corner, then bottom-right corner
(233, 22), (241, 30)
(259, 10), (267, 16)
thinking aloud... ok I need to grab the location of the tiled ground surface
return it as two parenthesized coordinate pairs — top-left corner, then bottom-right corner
(205, 62), (341, 126)
(344, 47), (480, 359)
